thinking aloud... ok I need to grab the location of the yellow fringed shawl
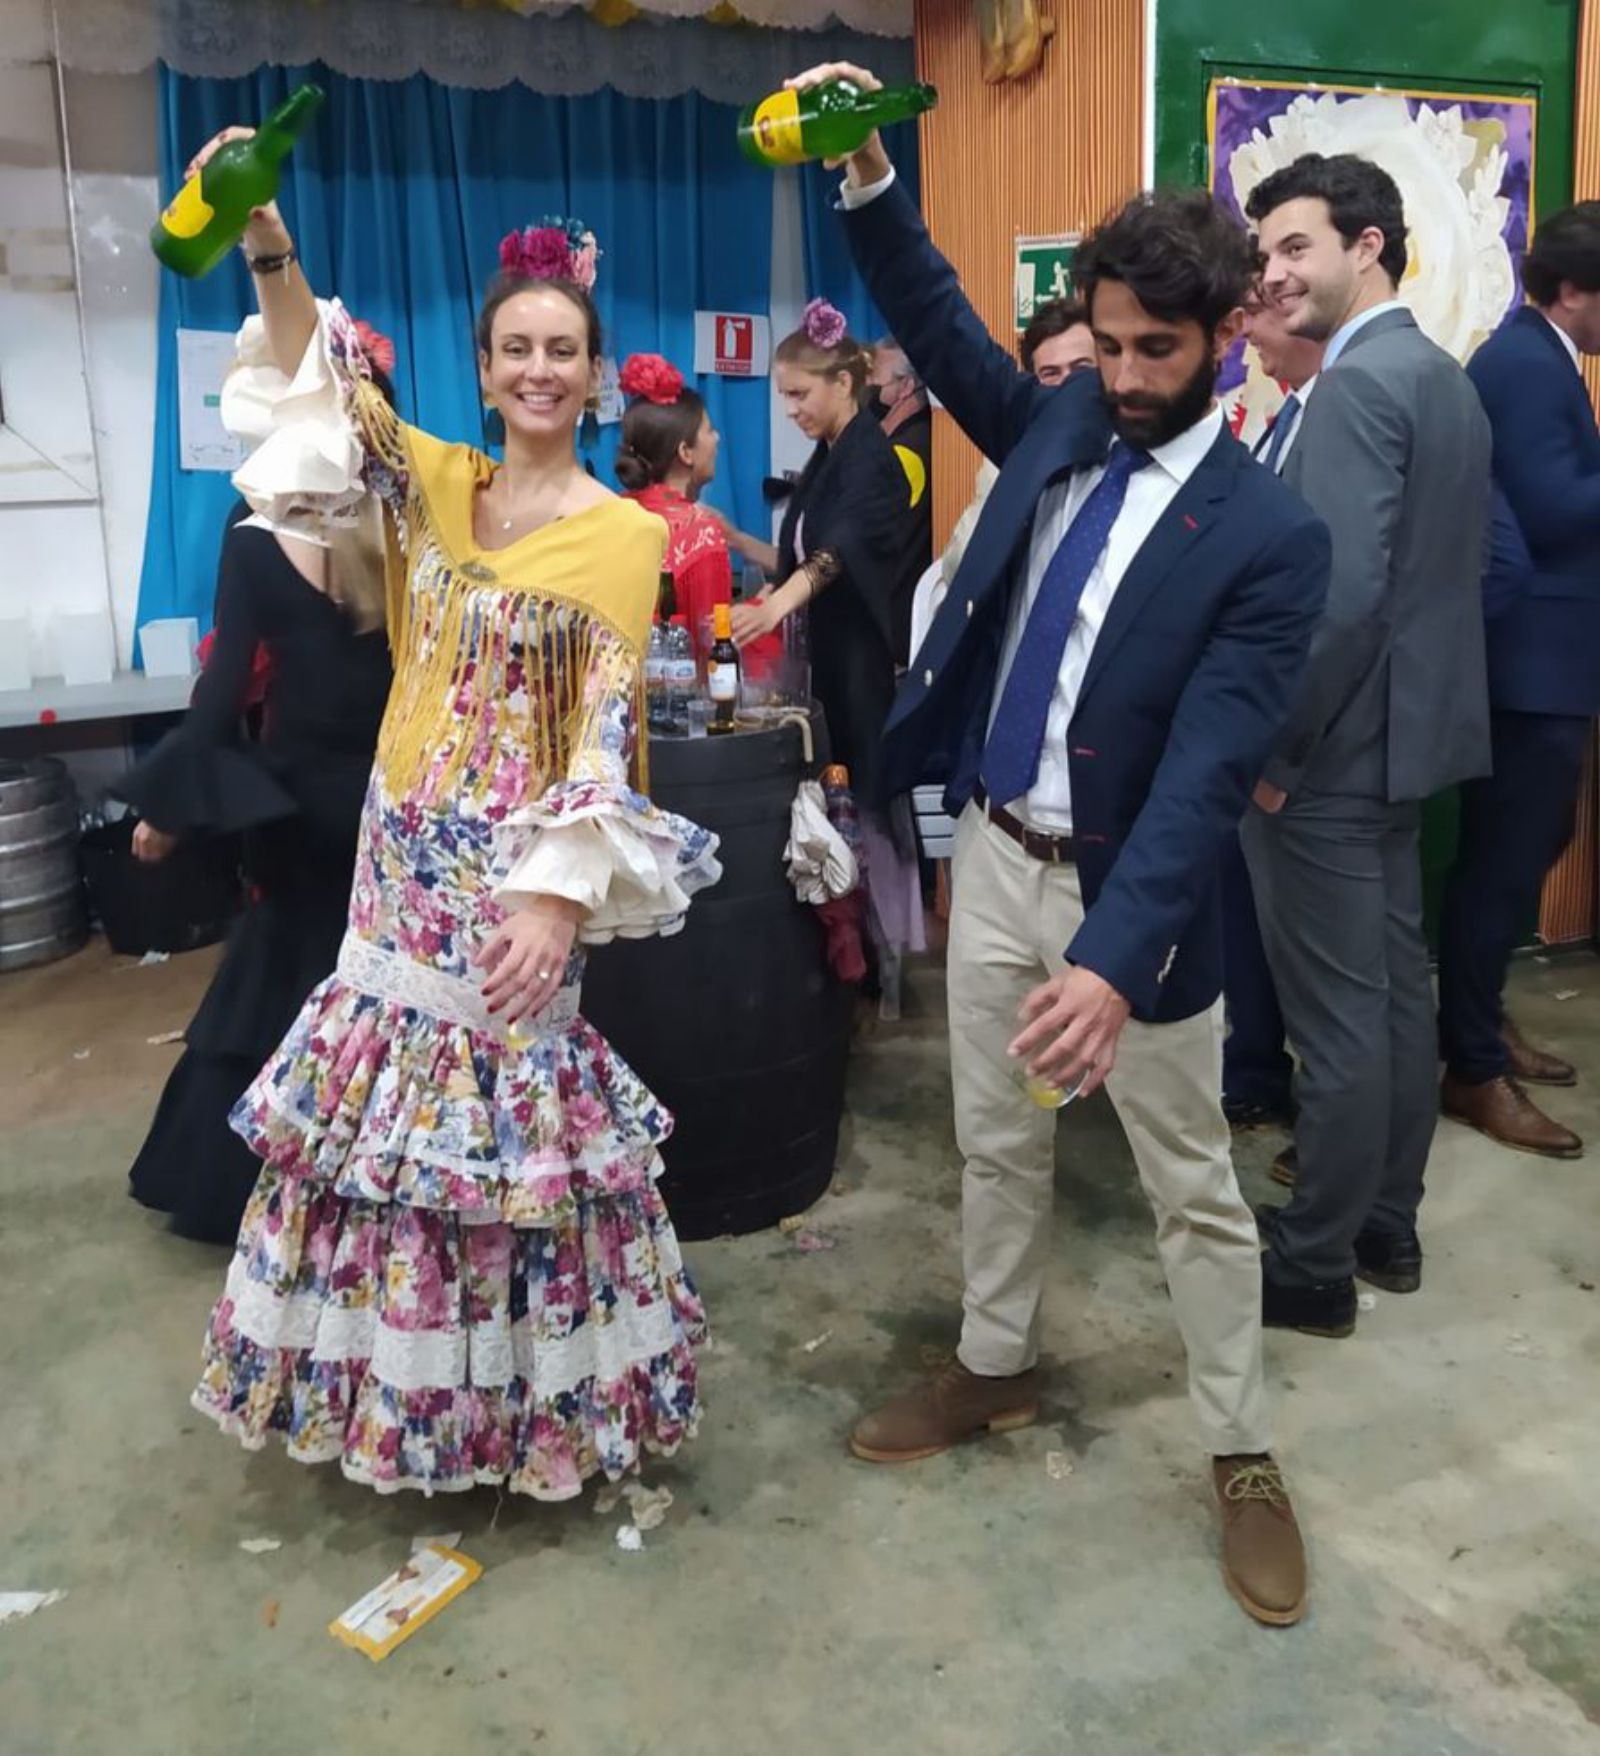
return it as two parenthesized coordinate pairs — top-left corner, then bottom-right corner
(353, 382), (667, 804)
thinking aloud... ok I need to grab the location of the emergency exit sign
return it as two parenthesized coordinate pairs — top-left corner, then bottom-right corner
(1014, 234), (1080, 331)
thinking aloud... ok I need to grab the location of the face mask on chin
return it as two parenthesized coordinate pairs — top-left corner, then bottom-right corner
(865, 386), (891, 422)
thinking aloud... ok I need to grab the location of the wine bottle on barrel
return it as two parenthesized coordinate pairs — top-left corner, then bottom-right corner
(737, 79), (937, 169)
(151, 85), (325, 278)
(706, 604), (741, 735)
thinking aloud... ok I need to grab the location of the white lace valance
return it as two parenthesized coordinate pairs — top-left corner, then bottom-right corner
(52, 0), (914, 99)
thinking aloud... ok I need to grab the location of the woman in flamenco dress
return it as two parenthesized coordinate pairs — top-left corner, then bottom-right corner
(184, 125), (721, 1500)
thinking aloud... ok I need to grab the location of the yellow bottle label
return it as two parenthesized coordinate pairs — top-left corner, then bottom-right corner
(750, 90), (807, 166)
(159, 177), (215, 240)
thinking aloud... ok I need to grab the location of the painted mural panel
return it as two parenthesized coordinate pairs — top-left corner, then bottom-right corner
(1208, 78), (1536, 442)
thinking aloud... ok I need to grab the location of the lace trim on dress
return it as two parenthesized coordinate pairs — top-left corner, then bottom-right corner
(223, 1264), (687, 1396)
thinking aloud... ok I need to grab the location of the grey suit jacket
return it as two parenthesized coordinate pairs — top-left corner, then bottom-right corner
(1269, 307), (1491, 802)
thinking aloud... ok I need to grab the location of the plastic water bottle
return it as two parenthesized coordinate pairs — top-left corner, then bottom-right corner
(645, 621), (670, 737)
(664, 615), (697, 737)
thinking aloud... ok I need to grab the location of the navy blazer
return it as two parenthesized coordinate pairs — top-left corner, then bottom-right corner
(1468, 306), (1600, 716)
(843, 177), (1331, 1022)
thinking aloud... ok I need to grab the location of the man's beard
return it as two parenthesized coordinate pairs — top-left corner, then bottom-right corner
(1109, 349), (1219, 449)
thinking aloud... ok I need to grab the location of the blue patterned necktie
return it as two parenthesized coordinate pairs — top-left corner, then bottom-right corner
(980, 442), (1151, 805)
(1259, 391), (1302, 474)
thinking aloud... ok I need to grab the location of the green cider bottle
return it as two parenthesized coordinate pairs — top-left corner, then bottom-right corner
(737, 79), (938, 169)
(150, 84), (325, 278)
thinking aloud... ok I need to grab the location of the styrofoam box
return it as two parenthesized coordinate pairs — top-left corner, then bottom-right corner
(139, 616), (200, 679)
(54, 611), (115, 686)
(0, 618), (32, 691)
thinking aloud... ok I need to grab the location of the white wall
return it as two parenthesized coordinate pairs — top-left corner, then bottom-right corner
(64, 65), (159, 661)
(0, 0), (156, 674)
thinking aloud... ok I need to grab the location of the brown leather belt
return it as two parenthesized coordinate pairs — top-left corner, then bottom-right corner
(972, 784), (1077, 865)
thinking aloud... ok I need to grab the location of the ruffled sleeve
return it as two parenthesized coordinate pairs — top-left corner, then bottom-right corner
(222, 297), (409, 539)
(115, 509), (297, 834)
(492, 624), (721, 943)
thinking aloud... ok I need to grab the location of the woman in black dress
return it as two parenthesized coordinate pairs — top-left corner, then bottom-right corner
(120, 495), (391, 1242)
(725, 300), (925, 998)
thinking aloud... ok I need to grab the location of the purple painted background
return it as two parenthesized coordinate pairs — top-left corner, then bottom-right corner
(1209, 81), (1535, 392)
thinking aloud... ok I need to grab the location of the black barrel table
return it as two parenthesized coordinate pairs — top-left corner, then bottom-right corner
(582, 713), (852, 1239)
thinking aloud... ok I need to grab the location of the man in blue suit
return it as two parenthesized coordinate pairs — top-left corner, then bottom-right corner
(788, 62), (1329, 1626)
(1438, 204), (1600, 1158)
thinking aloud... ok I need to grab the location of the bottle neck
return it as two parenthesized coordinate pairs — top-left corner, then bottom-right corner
(257, 88), (322, 162)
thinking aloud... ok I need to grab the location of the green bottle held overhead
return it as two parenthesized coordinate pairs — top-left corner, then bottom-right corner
(737, 79), (937, 169)
(151, 85), (325, 278)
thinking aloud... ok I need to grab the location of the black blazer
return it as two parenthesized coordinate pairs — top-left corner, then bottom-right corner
(841, 176), (1331, 1021)
(778, 409), (906, 802)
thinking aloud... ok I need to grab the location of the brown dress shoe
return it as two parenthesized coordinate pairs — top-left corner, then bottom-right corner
(1214, 1454), (1307, 1627)
(849, 1360), (1040, 1463)
(1441, 1073), (1583, 1159)
(1502, 1017), (1577, 1087)
(1268, 1145), (1297, 1188)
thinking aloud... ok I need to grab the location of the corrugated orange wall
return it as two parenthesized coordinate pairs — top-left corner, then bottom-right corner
(1538, 0), (1600, 943)
(913, 0), (1145, 545)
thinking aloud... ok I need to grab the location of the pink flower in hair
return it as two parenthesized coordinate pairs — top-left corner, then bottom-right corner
(497, 219), (602, 290)
(803, 298), (848, 349)
(528, 226), (578, 281)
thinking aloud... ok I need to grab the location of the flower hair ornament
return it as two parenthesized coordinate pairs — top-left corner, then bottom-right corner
(803, 297), (848, 349)
(618, 353), (685, 406)
(349, 319), (396, 377)
(498, 217), (601, 291)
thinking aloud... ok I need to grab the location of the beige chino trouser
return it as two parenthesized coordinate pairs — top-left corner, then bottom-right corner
(947, 805), (1270, 1456)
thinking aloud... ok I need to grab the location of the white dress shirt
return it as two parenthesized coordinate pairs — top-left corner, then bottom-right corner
(992, 406), (1225, 833)
(1539, 307), (1582, 372)
(1322, 297), (1407, 369)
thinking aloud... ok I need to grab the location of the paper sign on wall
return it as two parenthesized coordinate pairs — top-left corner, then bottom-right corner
(694, 312), (771, 378)
(596, 356), (625, 426)
(1014, 235), (1080, 331)
(176, 328), (244, 472)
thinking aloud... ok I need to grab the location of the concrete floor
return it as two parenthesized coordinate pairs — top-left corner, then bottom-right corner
(2, 938), (1599, 1755)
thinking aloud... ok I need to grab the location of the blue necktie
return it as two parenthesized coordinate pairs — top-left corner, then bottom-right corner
(1259, 392), (1301, 474)
(980, 442), (1151, 806)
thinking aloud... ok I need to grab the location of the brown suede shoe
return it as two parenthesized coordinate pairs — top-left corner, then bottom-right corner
(1502, 1017), (1577, 1087)
(1441, 1073), (1583, 1160)
(1268, 1145), (1297, 1188)
(1214, 1454), (1307, 1626)
(848, 1360), (1040, 1463)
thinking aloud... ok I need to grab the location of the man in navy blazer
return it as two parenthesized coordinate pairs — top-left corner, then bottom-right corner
(1438, 204), (1600, 1157)
(789, 62), (1329, 1626)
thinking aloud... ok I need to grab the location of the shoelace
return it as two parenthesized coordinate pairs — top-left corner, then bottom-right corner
(1223, 1463), (1289, 1508)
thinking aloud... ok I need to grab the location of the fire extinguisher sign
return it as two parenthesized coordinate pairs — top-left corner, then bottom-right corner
(693, 311), (771, 378)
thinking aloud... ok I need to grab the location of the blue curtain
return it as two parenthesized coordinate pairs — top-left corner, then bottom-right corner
(139, 65), (781, 646)
(798, 120), (920, 347)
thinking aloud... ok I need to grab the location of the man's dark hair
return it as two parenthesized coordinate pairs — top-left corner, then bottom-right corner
(1019, 297), (1090, 372)
(1522, 201), (1600, 306)
(1245, 152), (1408, 285)
(1074, 190), (1255, 332)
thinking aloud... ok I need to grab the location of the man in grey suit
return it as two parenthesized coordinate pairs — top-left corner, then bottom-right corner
(1241, 153), (1491, 1336)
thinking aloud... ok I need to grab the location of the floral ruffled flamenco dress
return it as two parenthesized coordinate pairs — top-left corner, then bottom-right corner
(191, 302), (721, 1499)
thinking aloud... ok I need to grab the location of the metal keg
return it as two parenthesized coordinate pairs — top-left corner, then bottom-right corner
(0, 758), (88, 971)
